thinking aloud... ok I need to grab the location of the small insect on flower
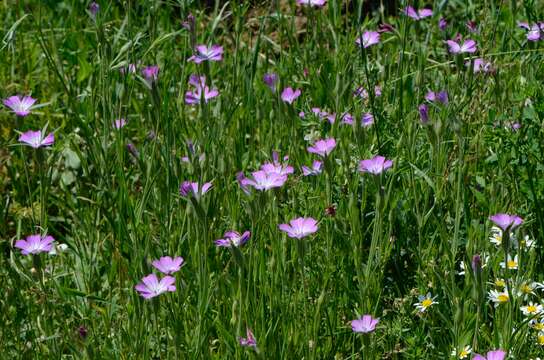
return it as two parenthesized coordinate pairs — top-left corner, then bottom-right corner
(451, 345), (472, 359)
(307, 138), (336, 157)
(15, 234), (55, 255)
(351, 314), (379, 333)
(3, 95), (37, 117)
(355, 31), (380, 48)
(279, 217), (318, 239)
(489, 289), (509, 306)
(113, 119), (126, 129)
(152, 256), (185, 275)
(135, 273), (176, 299)
(215, 231), (251, 248)
(281, 87), (301, 104)
(489, 213), (523, 231)
(238, 328), (257, 348)
(499, 254), (518, 270)
(359, 155), (393, 175)
(302, 160), (323, 176)
(179, 181), (212, 198)
(414, 293), (438, 312)
(188, 45), (223, 64)
(404, 6), (433, 21)
(18, 130), (55, 148)
(520, 302), (543, 317)
(445, 39), (477, 54)
(472, 349), (507, 360)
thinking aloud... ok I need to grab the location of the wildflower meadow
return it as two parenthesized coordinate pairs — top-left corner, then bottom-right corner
(2, 0), (544, 358)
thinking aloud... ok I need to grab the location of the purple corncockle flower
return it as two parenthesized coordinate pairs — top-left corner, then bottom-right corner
(341, 113), (353, 125)
(342, 113), (373, 127)
(354, 85), (382, 99)
(15, 234), (55, 255)
(182, 13), (196, 31)
(425, 91), (448, 104)
(467, 58), (492, 73)
(152, 256), (184, 274)
(446, 39), (477, 54)
(3, 95), (37, 116)
(312, 107), (336, 124)
(356, 31), (380, 48)
(113, 118), (126, 129)
(141, 65), (159, 82)
(239, 328), (257, 348)
(263, 73), (278, 91)
(302, 160), (323, 176)
(466, 20), (478, 33)
(378, 23), (395, 33)
(473, 350), (507, 360)
(362, 113), (374, 127)
(351, 315), (379, 333)
(127, 143), (139, 158)
(215, 230), (251, 247)
(260, 151), (293, 176)
(237, 172), (252, 195)
(438, 18), (447, 30)
(297, 0), (326, 7)
(243, 170), (287, 191)
(518, 22), (542, 41)
(89, 2), (99, 18)
(135, 273), (176, 299)
(185, 74), (219, 105)
(179, 181), (212, 198)
(471, 254), (482, 274)
(404, 6), (433, 20)
(19, 130), (54, 148)
(307, 138), (336, 157)
(359, 155), (393, 174)
(261, 162), (294, 176)
(299, 111), (305, 118)
(120, 63), (137, 74)
(419, 104), (429, 124)
(279, 217), (318, 239)
(281, 87), (301, 104)
(188, 44), (223, 64)
(489, 213), (523, 231)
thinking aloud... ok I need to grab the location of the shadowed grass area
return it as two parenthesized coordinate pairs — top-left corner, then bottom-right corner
(1, 0), (544, 358)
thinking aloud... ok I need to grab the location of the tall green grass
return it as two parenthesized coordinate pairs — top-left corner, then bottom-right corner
(1, 0), (544, 358)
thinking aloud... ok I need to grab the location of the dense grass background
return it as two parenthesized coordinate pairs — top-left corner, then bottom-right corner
(1, 0), (544, 358)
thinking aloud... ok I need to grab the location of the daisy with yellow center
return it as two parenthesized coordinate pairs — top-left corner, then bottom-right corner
(521, 302), (543, 316)
(451, 345), (472, 359)
(538, 332), (544, 346)
(489, 226), (503, 246)
(494, 278), (506, 288)
(531, 318), (544, 331)
(499, 254), (518, 270)
(489, 289), (509, 306)
(414, 293), (438, 313)
(518, 282), (536, 297)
